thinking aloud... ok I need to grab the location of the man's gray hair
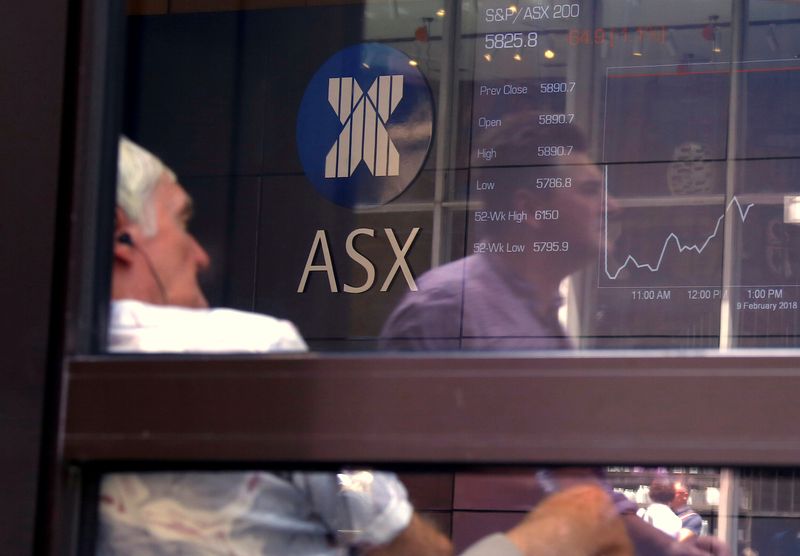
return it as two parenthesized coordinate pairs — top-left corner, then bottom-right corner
(117, 137), (176, 236)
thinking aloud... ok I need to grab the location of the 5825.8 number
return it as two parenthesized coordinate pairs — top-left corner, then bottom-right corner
(485, 32), (538, 49)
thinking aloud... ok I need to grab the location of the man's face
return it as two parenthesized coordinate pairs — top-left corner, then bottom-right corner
(672, 484), (690, 507)
(138, 174), (210, 308)
(545, 152), (616, 262)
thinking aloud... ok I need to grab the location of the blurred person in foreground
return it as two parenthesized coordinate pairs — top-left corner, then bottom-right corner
(98, 137), (451, 556)
(463, 478), (633, 556)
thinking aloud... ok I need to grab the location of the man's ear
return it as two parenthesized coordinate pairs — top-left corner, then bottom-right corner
(113, 207), (136, 264)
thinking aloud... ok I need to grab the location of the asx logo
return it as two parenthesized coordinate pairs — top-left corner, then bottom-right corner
(325, 75), (403, 179)
(297, 43), (434, 208)
(298, 227), (420, 294)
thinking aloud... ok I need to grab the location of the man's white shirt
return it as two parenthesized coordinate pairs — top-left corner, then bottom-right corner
(640, 502), (682, 539)
(109, 299), (308, 353)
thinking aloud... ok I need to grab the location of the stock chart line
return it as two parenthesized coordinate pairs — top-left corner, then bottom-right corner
(603, 177), (755, 281)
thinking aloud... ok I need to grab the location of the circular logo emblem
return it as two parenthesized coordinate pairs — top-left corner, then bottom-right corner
(297, 43), (434, 207)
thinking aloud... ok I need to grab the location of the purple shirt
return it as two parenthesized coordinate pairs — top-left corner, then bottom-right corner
(381, 255), (570, 350)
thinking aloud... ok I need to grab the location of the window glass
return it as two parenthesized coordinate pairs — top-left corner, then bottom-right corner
(112, 0), (800, 353)
(90, 3), (800, 554)
(88, 3), (800, 554)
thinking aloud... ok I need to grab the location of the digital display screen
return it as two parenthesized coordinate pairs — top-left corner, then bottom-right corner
(458, 0), (800, 348)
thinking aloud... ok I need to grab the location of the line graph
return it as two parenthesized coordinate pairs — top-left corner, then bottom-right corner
(603, 174), (755, 281)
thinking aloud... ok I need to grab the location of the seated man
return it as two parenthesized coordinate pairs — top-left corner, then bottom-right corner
(109, 137), (304, 352)
(98, 137), (451, 556)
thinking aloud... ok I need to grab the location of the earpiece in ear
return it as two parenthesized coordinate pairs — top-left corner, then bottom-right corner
(116, 232), (168, 303)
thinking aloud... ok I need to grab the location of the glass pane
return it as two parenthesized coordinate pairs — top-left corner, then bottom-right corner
(107, 0), (800, 353)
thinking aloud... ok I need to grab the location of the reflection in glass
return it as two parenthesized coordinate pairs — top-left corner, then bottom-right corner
(377, 0), (800, 350)
(120, 1), (800, 351)
(99, 0), (800, 552)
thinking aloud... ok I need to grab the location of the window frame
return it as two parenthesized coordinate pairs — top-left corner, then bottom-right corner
(63, 353), (800, 466)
